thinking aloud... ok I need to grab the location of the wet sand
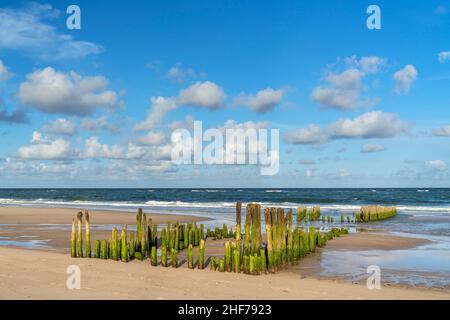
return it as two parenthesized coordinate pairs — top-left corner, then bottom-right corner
(0, 206), (208, 253)
(0, 207), (207, 225)
(322, 232), (431, 251)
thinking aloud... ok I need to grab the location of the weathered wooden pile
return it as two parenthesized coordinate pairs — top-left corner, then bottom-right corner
(355, 205), (397, 222)
(70, 209), (216, 266)
(70, 202), (349, 276)
(209, 203), (348, 275)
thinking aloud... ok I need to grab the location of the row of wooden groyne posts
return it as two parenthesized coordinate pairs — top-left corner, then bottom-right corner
(70, 203), (396, 275)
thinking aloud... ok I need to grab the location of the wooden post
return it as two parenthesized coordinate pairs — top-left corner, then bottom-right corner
(210, 256), (217, 271)
(184, 227), (189, 248)
(297, 206), (307, 225)
(188, 244), (194, 269)
(264, 208), (274, 272)
(136, 208), (142, 253)
(140, 226), (146, 259)
(198, 239), (205, 269)
(224, 241), (231, 272)
(189, 228), (194, 247)
(161, 246), (168, 267)
(218, 258), (225, 272)
(85, 211), (91, 258)
(101, 240), (108, 259)
(233, 248), (241, 273)
(76, 212), (83, 258)
(151, 246), (157, 266)
(71, 218), (76, 257)
(251, 204), (262, 255)
(194, 227), (200, 246)
(249, 255), (255, 275)
(286, 209), (293, 263)
(260, 248), (267, 273)
(174, 222), (179, 250)
(111, 227), (118, 261)
(121, 225), (128, 262)
(94, 240), (101, 258)
(243, 255), (250, 274)
(171, 248), (178, 268)
(243, 204), (252, 255)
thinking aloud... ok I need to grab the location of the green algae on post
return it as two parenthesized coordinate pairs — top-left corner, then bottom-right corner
(171, 248), (178, 268)
(264, 208), (274, 273)
(121, 225), (128, 262)
(297, 206), (307, 224)
(233, 248), (241, 273)
(111, 227), (118, 261)
(218, 258), (225, 272)
(161, 245), (168, 267)
(100, 239), (108, 259)
(224, 241), (231, 272)
(85, 211), (91, 258)
(71, 218), (77, 258)
(198, 239), (205, 269)
(187, 244), (194, 269)
(94, 240), (101, 258)
(150, 246), (157, 266)
(356, 205), (397, 222)
(210, 256), (217, 271)
(76, 211), (83, 258)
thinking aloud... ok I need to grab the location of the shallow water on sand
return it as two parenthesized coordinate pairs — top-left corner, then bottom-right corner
(318, 237), (450, 288)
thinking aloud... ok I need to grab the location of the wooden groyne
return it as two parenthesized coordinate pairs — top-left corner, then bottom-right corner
(69, 204), (349, 276)
(355, 205), (397, 222)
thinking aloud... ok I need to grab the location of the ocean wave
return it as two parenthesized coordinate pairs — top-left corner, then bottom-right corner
(1, 198), (450, 213)
(265, 190), (283, 193)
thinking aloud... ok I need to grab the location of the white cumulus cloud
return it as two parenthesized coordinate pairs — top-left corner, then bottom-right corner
(425, 160), (447, 171)
(284, 111), (406, 145)
(284, 124), (329, 145)
(134, 96), (177, 131)
(19, 67), (122, 116)
(393, 65), (418, 95)
(178, 81), (226, 109)
(233, 88), (284, 113)
(330, 111), (405, 139)
(311, 56), (385, 110)
(17, 131), (75, 160)
(41, 118), (76, 136)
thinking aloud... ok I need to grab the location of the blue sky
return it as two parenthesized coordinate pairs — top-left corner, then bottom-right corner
(1, 0), (450, 187)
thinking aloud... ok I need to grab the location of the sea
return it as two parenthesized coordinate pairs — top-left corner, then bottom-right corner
(1, 188), (450, 289)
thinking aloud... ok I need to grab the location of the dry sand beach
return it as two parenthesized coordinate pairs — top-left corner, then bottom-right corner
(1, 206), (450, 299)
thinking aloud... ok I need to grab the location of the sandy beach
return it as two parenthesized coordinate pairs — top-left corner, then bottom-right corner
(1, 247), (449, 300)
(0, 206), (449, 300)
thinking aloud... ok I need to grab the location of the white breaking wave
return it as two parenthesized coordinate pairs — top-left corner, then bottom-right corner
(1, 198), (450, 214)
